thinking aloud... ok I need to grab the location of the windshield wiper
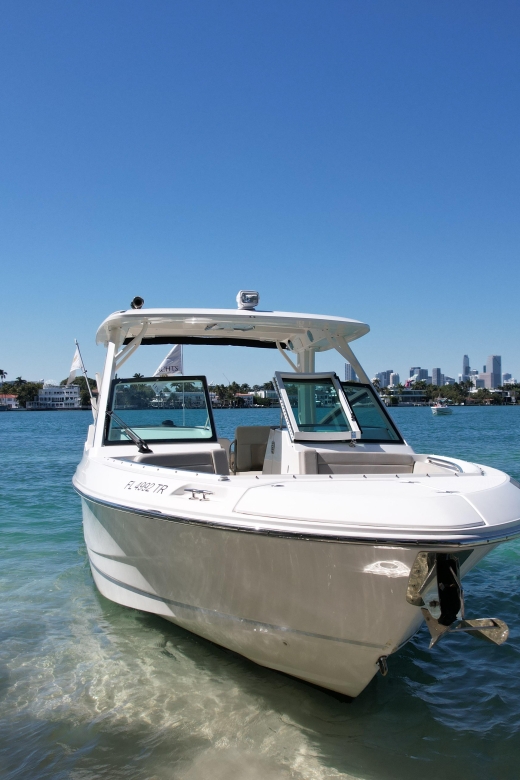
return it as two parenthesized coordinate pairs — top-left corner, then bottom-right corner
(106, 410), (153, 453)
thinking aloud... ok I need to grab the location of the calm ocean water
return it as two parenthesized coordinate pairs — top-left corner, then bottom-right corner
(1, 407), (520, 780)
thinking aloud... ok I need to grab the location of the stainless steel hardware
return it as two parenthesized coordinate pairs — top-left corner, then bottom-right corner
(427, 457), (463, 473)
(184, 488), (213, 501)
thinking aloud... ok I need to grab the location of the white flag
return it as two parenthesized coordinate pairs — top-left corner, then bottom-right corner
(154, 344), (183, 376)
(67, 347), (83, 384)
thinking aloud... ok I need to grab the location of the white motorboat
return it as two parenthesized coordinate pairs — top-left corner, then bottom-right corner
(432, 403), (453, 415)
(73, 292), (520, 698)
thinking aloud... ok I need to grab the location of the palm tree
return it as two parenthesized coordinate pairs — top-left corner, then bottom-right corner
(227, 382), (240, 406)
(0, 369), (6, 387)
(133, 373), (144, 379)
(214, 384), (228, 406)
(14, 376), (26, 385)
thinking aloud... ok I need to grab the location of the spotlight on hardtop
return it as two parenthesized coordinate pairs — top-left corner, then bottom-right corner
(130, 296), (144, 310)
(236, 290), (259, 310)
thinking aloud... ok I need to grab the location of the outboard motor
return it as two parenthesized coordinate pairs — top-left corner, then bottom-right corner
(436, 553), (463, 626)
(407, 551), (509, 647)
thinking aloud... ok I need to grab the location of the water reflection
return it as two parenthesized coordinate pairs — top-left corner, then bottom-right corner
(3, 545), (519, 780)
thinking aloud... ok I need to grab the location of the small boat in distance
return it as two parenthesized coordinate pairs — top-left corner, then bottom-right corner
(73, 292), (520, 698)
(432, 402), (453, 415)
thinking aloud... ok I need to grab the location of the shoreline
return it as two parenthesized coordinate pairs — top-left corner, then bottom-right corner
(1, 404), (518, 413)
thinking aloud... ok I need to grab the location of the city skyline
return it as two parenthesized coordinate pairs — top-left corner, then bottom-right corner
(3, 350), (517, 391)
(370, 353), (516, 389)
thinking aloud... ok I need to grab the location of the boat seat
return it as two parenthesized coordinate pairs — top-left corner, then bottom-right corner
(133, 449), (229, 475)
(298, 450), (415, 475)
(218, 438), (232, 464)
(231, 426), (272, 473)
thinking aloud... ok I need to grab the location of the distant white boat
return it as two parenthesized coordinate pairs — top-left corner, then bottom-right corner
(432, 403), (452, 415)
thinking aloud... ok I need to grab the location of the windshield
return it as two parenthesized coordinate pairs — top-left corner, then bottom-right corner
(341, 382), (402, 442)
(283, 377), (354, 434)
(105, 376), (216, 444)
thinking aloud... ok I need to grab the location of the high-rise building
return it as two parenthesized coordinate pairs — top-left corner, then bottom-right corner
(487, 355), (501, 389)
(478, 356), (501, 389)
(432, 368), (444, 386)
(374, 370), (393, 388)
(408, 367), (431, 385)
(462, 355), (470, 381)
(444, 376), (455, 385)
(344, 362), (358, 382)
(460, 367), (477, 384)
(389, 372), (400, 387)
(410, 366), (432, 385)
(503, 373), (512, 384)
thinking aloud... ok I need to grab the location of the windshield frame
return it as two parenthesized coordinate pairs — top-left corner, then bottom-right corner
(103, 375), (218, 447)
(341, 381), (405, 444)
(274, 371), (362, 442)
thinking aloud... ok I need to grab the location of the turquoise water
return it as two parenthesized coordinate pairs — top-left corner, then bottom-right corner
(1, 407), (520, 779)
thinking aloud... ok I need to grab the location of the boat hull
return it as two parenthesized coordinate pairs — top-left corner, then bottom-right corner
(80, 494), (491, 697)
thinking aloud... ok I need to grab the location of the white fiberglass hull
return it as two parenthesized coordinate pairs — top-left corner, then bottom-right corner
(76, 301), (520, 698)
(80, 493), (490, 698)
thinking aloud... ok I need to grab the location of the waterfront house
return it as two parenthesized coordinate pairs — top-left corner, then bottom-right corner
(26, 383), (82, 409)
(0, 394), (19, 409)
(383, 389), (429, 406)
(234, 393), (254, 407)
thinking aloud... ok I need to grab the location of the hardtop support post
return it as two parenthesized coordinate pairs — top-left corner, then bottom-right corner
(329, 337), (371, 385)
(297, 349), (315, 373)
(93, 341), (117, 448)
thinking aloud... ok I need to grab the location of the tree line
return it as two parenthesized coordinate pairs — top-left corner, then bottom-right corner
(0, 373), (275, 408)
(208, 381), (274, 406)
(0, 375), (97, 407)
(131, 375), (276, 406)
(3, 369), (518, 408)
(381, 379), (520, 405)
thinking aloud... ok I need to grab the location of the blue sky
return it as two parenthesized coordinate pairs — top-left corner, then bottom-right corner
(1, 0), (519, 385)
